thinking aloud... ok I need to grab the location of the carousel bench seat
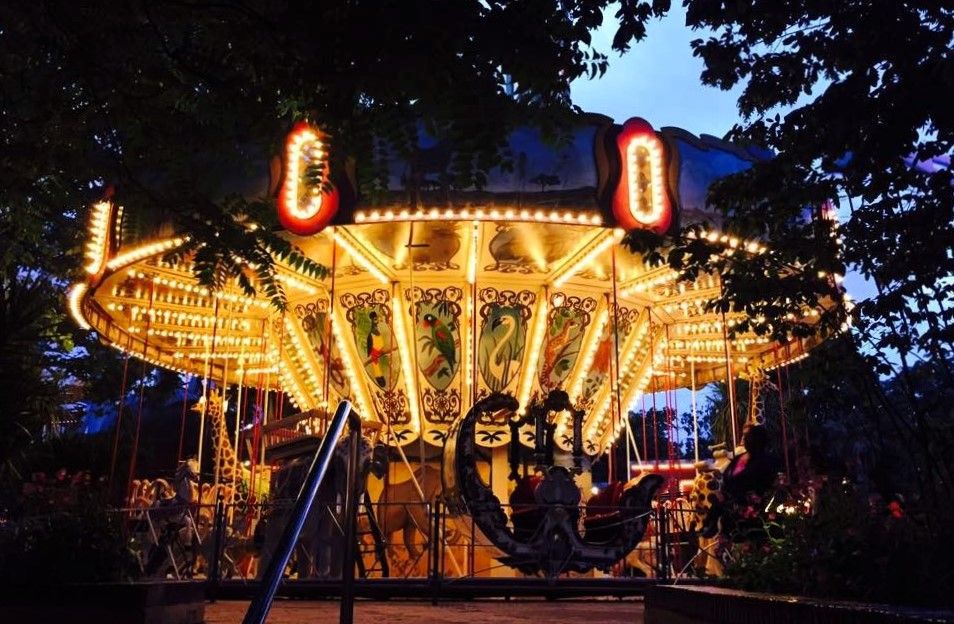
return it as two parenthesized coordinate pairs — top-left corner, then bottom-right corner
(583, 482), (627, 544)
(509, 475), (546, 541)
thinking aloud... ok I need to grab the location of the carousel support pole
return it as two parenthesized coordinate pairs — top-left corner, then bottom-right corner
(248, 386), (262, 504)
(440, 497), (449, 579)
(658, 502), (671, 581)
(232, 357), (246, 520)
(406, 223), (428, 476)
(784, 343), (800, 479)
(340, 414), (361, 624)
(721, 310), (738, 449)
(197, 409), (208, 496)
(248, 318), (268, 503)
(625, 410), (643, 465)
(669, 346), (682, 461)
(430, 499), (443, 605)
(672, 382), (682, 461)
(260, 385), (270, 469)
(176, 374), (191, 465)
(651, 407), (659, 466)
(625, 409), (632, 480)
(197, 298), (221, 490)
(248, 386), (261, 504)
(690, 356), (699, 463)
(467, 232), (479, 410)
(126, 281), (155, 502)
(641, 394), (649, 461)
(610, 248), (630, 480)
(776, 350), (792, 481)
(108, 344), (131, 500)
(649, 314), (660, 468)
(665, 325), (677, 492)
(322, 237), (339, 437)
(274, 313), (286, 426)
(532, 403), (547, 470)
(213, 344), (231, 489)
(571, 408), (585, 472)
(207, 493), (225, 601)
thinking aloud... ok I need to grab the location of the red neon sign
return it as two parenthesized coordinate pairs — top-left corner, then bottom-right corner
(612, 118), (672, 234)
(277, 121), (339, 236)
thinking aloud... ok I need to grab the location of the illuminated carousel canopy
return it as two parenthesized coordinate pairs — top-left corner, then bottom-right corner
(70, 115), (822, 455)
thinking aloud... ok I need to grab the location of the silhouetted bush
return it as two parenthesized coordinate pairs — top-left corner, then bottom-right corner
(722, 483), (953, 608)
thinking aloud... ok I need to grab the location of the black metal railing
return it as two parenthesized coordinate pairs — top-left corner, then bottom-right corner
(114, 497), (714, 586)
(242, 399), (359, 624)
(107, 466), (735, 599)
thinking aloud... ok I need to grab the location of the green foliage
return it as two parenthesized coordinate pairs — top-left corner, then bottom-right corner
(723, 484), (954, 608)
(1, 0), (667, 306)
(0, 476), (139, 585)
(620, 1), (954, 526)
(0, 509), (139, 585)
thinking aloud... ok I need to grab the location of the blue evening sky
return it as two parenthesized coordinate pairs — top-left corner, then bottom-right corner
(571, 5), (743, 137)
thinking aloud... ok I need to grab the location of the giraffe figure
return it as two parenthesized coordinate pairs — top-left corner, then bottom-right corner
(744, 367), (778, 427)
(195, 392), (251, 504)
(687, 443), (734, 576)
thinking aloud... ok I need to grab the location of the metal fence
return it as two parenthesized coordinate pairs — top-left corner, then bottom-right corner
(113, 495), (714, 586)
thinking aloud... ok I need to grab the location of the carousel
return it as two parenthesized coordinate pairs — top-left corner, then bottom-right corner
(69, 114), (826, 579)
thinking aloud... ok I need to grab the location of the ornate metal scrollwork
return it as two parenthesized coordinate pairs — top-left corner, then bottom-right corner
(442, 393), (663, 577)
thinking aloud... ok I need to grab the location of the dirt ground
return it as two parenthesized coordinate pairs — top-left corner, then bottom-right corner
(205, 598), (645, 624)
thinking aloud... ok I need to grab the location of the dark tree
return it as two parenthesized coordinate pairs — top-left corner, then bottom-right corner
(622, 1), (953, 515)
(1, 0), (668, 302)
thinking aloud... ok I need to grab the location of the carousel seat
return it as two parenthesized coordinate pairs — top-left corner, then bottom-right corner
(583, 481), (627, 543)
(509, 475), (545, 541)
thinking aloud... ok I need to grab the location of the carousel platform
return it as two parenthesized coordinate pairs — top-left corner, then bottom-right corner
(205, 598), (646, 624)
(215, 576), (670, 601)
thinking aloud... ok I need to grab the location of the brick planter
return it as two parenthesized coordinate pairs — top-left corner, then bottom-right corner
(645, 585), (954, 624)
(0, 581), (205, 624)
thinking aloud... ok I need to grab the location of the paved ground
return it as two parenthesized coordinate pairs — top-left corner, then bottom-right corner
(206, 598), (645, 624)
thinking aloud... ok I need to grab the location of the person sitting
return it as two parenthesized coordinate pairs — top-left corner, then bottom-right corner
(723, 425), (778, 504)
(703, 424), (779, 539)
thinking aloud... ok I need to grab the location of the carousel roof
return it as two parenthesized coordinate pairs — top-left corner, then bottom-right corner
(69, 115), (822, 455)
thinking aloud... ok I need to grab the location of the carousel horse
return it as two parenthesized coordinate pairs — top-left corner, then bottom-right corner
(128, 458), (198, 517)
(139, 458), (201, 577)
(376, 465), (441, 566)
(375, 464), (478, 576)
(622, 524), (657, 577)
(129, 477), (173, 508)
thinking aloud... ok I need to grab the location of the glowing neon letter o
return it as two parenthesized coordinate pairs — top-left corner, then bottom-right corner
(611, 118), (672, 234)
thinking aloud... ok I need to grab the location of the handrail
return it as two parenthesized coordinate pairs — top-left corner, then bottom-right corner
(242, 400), (358, 624)
(339, 411), (361, 624)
